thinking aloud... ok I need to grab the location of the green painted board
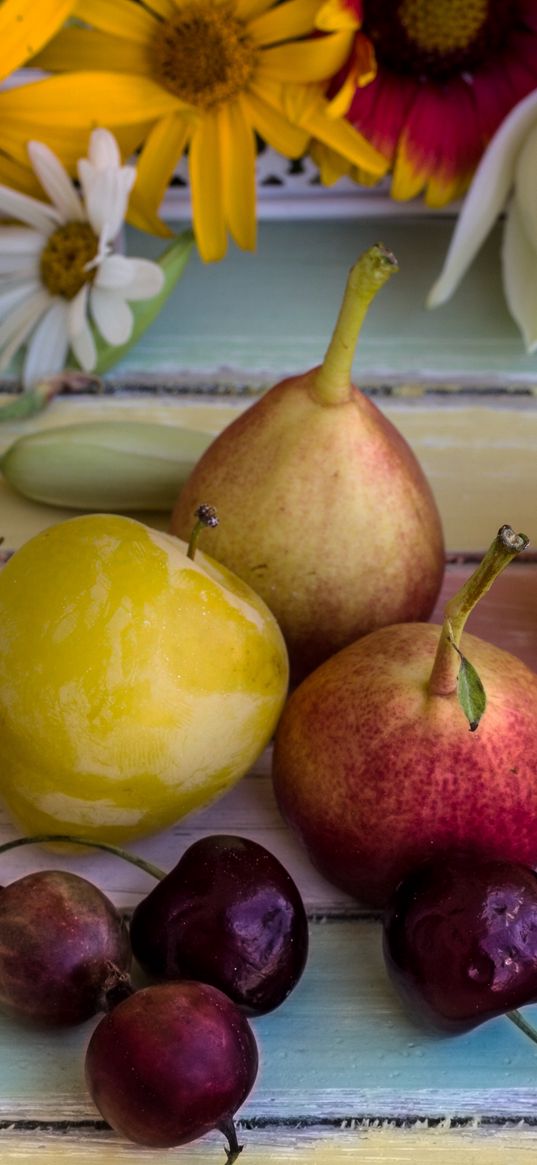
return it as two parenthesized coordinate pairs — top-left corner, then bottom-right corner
(96, 217), (537, 387)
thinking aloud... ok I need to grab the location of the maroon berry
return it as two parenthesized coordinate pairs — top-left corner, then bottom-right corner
(85, 981), (258, 1154)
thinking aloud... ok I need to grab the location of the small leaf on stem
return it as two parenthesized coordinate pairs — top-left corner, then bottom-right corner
(448, 636), (487, 731)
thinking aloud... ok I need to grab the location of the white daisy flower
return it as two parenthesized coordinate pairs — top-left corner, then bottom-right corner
(0, 128), (165, 387)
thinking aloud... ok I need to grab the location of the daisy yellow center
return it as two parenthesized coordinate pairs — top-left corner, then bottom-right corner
(153, 2), (257, 110)
(40, 223), (98, 300)
(364, 0), (512, 80)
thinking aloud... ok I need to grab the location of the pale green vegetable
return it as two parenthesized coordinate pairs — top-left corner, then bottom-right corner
(1, 420), (216, 512)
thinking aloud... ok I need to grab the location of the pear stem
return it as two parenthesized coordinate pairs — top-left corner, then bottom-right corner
(507, 1008), (537, 1048)
(428, 525), (529, 698)
(311, 243), (399, 407)
(0, 834), (166, 881)
(187, 503), (219, 560)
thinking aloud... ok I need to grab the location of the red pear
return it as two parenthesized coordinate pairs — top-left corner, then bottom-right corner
(272, 526), (537, 906)
(171, 245), (444, 683)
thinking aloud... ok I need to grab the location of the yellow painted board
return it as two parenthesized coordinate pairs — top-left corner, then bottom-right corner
(3, 1125), (537, 1163)
(0, 393), (536, 551)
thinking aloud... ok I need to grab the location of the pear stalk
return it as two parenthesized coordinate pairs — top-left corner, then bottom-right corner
(312, 244), (399, 407)
(428, 525), (529, 698)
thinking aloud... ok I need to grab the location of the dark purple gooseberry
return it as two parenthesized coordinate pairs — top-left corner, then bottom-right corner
(129, 834), (309, 1015)
(0, 870), (131, 1025)
(383, 852), (537, 1034)
(85, 980), (258, 1158)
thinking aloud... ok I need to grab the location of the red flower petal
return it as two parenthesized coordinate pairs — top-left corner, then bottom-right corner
(345, 68), (417, 163)
(516, 0), (537, 32)
(473, 29), (537, 142)
(392, 78), (481, 206)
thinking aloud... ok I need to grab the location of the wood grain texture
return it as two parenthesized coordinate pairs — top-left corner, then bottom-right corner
(0, 395), (536, 1160)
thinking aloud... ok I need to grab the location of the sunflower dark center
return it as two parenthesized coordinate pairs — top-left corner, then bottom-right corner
(363, 0), (514, 81)
(40, 223), (98, 300)
(153, 1), (257, 109)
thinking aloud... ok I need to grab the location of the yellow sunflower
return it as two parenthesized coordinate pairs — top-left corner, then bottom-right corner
(31, 0), (387, 260)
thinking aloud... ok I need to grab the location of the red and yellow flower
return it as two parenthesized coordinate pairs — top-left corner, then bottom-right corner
(317, 0), (537, 206)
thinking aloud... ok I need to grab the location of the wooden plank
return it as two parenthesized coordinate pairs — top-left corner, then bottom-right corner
(3, 1124), (537, 1164)
(0, 391), (536, 552)
(3, 921), (537, 1124)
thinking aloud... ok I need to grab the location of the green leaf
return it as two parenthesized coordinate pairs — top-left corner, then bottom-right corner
(453, 646), (487, 732)
(93, 228), (195, 375)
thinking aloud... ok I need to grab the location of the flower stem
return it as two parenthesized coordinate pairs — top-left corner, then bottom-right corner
(312, 243), (398, 407)
(428, 525), (529, 698)
(0, 373), (101, 422)
(0, 834), (166, 881)
(507, 1008), (537, 1048)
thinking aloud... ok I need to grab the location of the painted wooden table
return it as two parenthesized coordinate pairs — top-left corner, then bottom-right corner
(1, 216), (537, 1163)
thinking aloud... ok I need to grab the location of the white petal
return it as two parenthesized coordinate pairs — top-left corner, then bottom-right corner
(68, 283), (89, 338)
(79, 165), (134, 244)
(88, 129), (121, 172)
(22, 298), (70, 388)
(69, 316), (97, 372)
(428, 88), (537, 307)
(0, 185), (59, 234)
(69, 285), (96, 372)
(512, 121), (537, 255)
(122, 259), (164, 301)
(501, 196), (537, 352)
(27, 141), (85, 224)
(0, 280), (41, 322)
(0, 253), (40, 276)
(0, 289), (50, 371)
(94, 253), (138, 290)
(0, 227), (44, 254)
(90, 286), (133, 345)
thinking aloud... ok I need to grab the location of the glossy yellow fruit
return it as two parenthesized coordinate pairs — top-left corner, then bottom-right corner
(0, 514), (289, 842)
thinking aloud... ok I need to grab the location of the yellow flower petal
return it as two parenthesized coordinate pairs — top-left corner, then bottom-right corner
(0, 154), (42, 199)
(0, 73), (180, 126)
(189, 115), (227, 263)
(248, 0), (321, 46)
(218, 98), (256, 252)
(424, 168), (471, 209)
(140, 0), (175, 16)
(390, 142), (428, 201)
(310, 141), (349, 184)
(130, 113), (192, 226)
(0, 118), (154, 175)
(316, 0), (361, 30)
(235, 0), (275, 19)
(294, 93), (388, 178)
(260, 29), (354, 82)
(0, 0), (74, 82)
(32, 28), (153, 73)
(244, 85), (309, 157)
(74, 0), (158, 40)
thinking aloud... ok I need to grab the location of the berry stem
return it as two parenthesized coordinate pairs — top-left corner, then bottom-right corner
(0, 834), (166, 881)
(507, 1008), (537, 1048)
(311, 243), (398, 407)
(218, 1117), (243, 1163)
(428, 525), (529, 698)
